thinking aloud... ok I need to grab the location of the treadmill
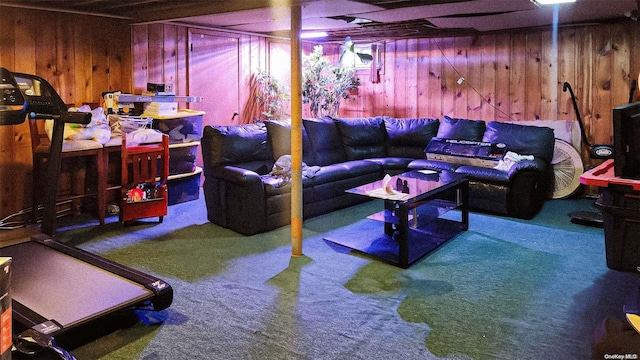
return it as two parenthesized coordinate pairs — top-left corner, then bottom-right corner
(0, 68), (173, 358)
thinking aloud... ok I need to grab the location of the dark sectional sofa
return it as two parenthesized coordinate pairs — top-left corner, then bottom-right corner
(201, 115), (555, 235)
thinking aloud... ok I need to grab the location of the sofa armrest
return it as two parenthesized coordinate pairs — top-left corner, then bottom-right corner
(206, 165), (264, 185)
(203, 165), (267, 235)
(507, 158), (548, 177)
(506, 158), (552, 218)
(455, 158), (551, 218)
(453, 158), (549, 183)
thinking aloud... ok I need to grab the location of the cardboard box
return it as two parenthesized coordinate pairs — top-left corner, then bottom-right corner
(144, 102), (178, 116)
(0, 257), (11, 360)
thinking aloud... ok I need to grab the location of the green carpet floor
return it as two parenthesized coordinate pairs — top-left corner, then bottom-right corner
(43, 194), (639, 359)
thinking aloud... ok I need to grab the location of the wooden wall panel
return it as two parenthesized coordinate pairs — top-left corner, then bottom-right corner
(540, 30), (558, 121)
(415, 40), (429, 117)
(611, 24), (631, 107)
(0, 7), (131, 220)
(239, 36), (256, 123)
(440, 38), (457, 117)
(593, 27), (613, 145)
(331, 21), (640, 171)
(405, 39), (419, 118)
(74, 16), (94, 104)
(509, 33), (527, 120)
(176, 26), (188, 98)
(525, 32), (543, 121)
(426, 39), (443, 119)
(133, 24), (274, 124)
(2, 8), (640, 219)
(55, 14), (75, 103)
(109, 19), (133, 97)
(575, 27), (593, 159)
(494, 35), (511, 121)
(382, 41), (397, 116)
(132, 25), (149, 94)
(90, 18), (110, 102)
(480, 35), (496, 120)
(557, 28), (576, 121)
(163, 25), (178, 92)
(147, 24), (165, 84)
(458, 37), (472, 118)
(395, 40), (408, 117)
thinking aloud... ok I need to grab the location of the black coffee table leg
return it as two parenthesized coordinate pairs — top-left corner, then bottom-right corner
(459, 181), (469, 230)
(384, 200), (394, 236)
(397, 204), (410, 268)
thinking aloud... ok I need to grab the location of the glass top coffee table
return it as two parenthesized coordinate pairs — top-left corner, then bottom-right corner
(323, 170), (469, 268)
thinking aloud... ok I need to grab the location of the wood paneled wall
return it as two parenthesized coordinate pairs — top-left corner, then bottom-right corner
(339, 22), (640, 169)
(131, 24), (189, 96)
(131, 24), (309, 128)
(0, 7), (131, 220)
(1, 6), (639, 220)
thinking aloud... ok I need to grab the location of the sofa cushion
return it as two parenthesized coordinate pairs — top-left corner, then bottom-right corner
(384, 117), (439, 158)
(365, 157), (414, 172)
(482, 121), (555, 163)
(201, 124), (272, 172)
(302, 116), (347, 166)
(264, 119), (316, 165)
(333, 116), (387, 160)
(454, 165), (511, 184)
(408, 159), (460, 172)
(437, 116), (486, 141)
(310, 160), (381, 186)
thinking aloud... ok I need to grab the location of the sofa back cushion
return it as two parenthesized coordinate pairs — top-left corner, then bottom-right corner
(264, 119), (316, 165)
(334, 116), (387, 160)
(201, 123), (272, 173)
(302, 117), (347, 166)
(437, 116), (486, 141)
(384, 117), (440, 158)
(482, 121), (555, 163)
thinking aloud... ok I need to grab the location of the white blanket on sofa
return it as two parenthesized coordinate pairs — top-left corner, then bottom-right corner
(493, 151), (534, 172)
(269, 155), (321, 187)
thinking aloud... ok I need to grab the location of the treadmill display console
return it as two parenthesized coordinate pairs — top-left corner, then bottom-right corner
(0, 67), (27, 125)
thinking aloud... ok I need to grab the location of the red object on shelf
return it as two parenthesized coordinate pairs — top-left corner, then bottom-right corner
(580, 159), (640, 191)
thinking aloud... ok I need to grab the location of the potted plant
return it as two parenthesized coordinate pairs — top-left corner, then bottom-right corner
(302, 45), (360, 118)
(253, 70), (290, 122)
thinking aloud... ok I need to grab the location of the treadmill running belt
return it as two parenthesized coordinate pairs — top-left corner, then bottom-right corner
(1, 241), (152, 329)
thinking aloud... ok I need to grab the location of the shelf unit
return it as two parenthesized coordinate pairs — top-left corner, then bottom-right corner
(116, 94), (202, 103)
(116, 95), (204, 206)
(150, 110), (204, 205)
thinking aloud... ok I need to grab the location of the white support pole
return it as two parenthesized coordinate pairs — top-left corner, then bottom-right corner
(290, 4), (303, 257)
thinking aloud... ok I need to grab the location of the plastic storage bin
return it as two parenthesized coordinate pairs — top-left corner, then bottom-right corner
(581, 160), (640, 271)
(596, 185), (640, 271)
(168, 168), (201, 205)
